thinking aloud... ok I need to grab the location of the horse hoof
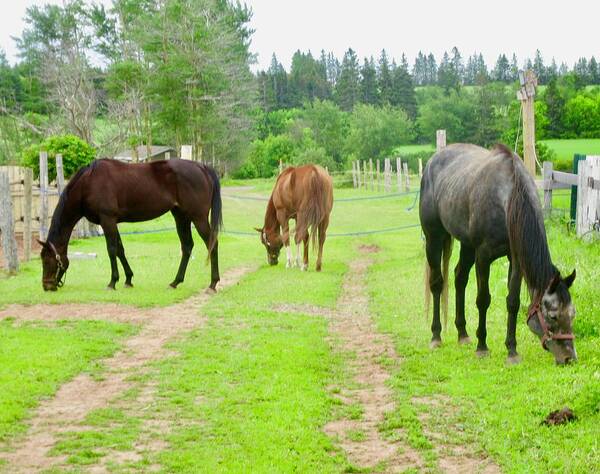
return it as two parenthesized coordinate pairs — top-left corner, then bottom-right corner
(458, 336), (471, 345)
(124, 283), (133, 289)
(106, 286), (116, 291)
(430, 339), (442, 349)
(506, 354), (522, 365)
(205, 287), (217, 295)
(300, 264), (308, 272)
(476, 349), (490, 358)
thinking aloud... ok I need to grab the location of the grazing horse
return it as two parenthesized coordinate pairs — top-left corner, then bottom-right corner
(256, 164), (333, 271)
(38, 159), (222, 292)
(420, 144), (577, 365)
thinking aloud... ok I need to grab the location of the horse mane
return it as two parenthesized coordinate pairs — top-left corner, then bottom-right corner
(47, 160), (99, 243)
(505, 149), (558, 299)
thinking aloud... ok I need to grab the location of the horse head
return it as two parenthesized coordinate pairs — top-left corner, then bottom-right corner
(255, 227), (283, 266)
(38, 239), (69, 291)
(527, 270), (577, 365)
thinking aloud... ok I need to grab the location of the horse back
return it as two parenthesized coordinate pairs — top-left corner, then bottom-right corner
(420, 144), (515, 248)
(272, 165), (333, 218)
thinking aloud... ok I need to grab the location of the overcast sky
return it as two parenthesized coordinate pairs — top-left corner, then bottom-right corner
(2, 0), (599, 71)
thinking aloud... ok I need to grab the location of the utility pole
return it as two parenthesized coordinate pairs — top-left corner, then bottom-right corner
(517, 70), (537, 177)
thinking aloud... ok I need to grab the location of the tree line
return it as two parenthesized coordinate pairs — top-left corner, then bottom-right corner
(1, 2), (599, 178)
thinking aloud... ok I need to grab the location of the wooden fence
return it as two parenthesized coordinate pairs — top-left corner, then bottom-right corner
(1, 153), (99, 272)
(542, 156), (600, 238)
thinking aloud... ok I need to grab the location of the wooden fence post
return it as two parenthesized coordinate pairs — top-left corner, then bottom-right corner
(403, 162), (410, 192)
(543, 161), (553, 215)
(577, 156), (600, 239)
(418, 158), (423, 179)
(39, 151), (49, 241)
(436, 130), (447, 151)
(384, 158), (391, 193)
(165, 151), (170, 160)
(396, 158), (402, 192)
(363, 160), (368, 189)
(55, 153), (65, 195)
(369, 159), (374, 191)
(376, 159), (381, 192)
(23, 168), (33, 261)
(0, 170), (19, 274)
(356, 160), (361, 188)
(351, 161), (357, 188)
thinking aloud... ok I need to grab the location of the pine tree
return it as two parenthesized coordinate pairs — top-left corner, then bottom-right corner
(326, 52), (341, 87)
(438, 51), (460, 92)
(589, 57), (599, 84)
(360, 57), (379, 105)
(378, 49), (393, 104)
(492, 54), (510, 82)
(510, 53), (519, 82)
(335, 48), (360, 111)
(426, 53), (438, 85)
(412, 51), (427, 86)
(450, 47), (464, 84)
(533, 50), (546, 84)
(390, 60), (417, 120)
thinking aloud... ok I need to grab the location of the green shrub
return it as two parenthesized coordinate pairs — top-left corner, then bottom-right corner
(22, 134), (96, 181)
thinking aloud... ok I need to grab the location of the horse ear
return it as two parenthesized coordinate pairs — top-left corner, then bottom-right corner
(37, 239), (47, 248)
(548, 273), (561, 294)
(254, 227), (262, 233)
(563, 269), (576, 288)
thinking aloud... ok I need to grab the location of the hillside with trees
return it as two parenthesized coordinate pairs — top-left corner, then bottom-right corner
(1, 1), (600, 177)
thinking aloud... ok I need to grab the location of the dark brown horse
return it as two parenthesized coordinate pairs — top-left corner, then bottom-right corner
(420, 144), (576, 365)
(256, 164), (333, 271)
(38, 159), (222, 292)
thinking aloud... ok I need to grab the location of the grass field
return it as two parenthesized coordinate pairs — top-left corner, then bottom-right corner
(1, 178), (599, 472)
(541, 138), (600, 162)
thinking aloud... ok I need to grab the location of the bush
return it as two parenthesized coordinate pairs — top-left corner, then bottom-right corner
(399, 150), (434, 173)
(22, 134), (96, 181)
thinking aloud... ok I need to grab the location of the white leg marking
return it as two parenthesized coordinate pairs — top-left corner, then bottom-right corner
(295, 241), (301, 268)
(286, 246), (292, 268)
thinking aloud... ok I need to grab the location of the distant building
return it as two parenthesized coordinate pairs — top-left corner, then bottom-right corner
(114, 145), (177, 162)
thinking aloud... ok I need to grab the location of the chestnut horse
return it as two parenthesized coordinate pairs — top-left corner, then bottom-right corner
(256, 164), (333, 271)
(38, 159), (222, 292)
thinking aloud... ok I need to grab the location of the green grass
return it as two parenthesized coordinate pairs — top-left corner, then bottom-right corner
(365, 217), (600, 473)
(541, 138), (600, 162)
(2, 179), (600, 472)
(0, 319), (137, 443)
(394, 144), (435, 155)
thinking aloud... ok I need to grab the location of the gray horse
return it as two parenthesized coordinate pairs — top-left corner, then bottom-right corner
(419, 143), (577, 365)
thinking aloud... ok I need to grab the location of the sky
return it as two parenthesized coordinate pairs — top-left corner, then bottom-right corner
(2, 0), (599, 71)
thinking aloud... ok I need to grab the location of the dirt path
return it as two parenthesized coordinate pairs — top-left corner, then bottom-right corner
(322, 245), (423, 472)
(280, 245), (500, 473)
(0, 265), (252, 473)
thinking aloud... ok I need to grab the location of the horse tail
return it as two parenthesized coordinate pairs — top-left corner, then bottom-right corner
(441, 236), (453, 331)
(303, 166), (329, 250)
(205, 165), (223, 254)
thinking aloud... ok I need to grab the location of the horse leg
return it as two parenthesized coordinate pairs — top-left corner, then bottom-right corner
(193, 216), (220, 291)
(316, 216), (329, 272)
(116, 234), (134, 287)
(474, 255), (492, 356)
(505, 258), (522, 364)
(295, 217), (308, 271)
(425, 234), (447, 348)
(455, 244), (475, 343)
(278, 212), (292, 269)
(100, 217), (120, 290)
(302, 233), (309, 271)
(169, 210), (194, 288)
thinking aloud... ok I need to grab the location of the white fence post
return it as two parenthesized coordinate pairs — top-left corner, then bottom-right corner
(403, 162), (410, 192)
(436, 130), (447, 151)
(39, 151), (49, 241)
(577, 156), (600, 238)
(55, 153), (65, 195)
(396, 158), (402, 192)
